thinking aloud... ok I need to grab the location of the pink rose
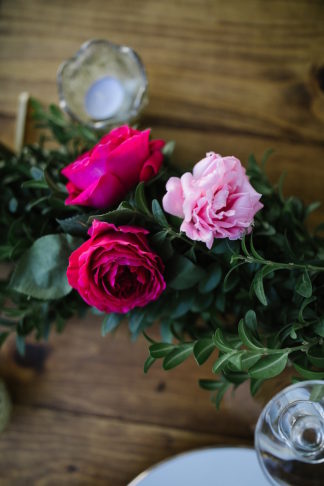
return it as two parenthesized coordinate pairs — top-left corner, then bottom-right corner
(67, 220), (166, 314)
(162, 152), (263, 249)
(62, 126), (165, 209)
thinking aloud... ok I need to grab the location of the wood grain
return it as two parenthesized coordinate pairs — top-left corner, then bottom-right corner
(0, 405), (250, 485)
(0, 0), (324, 484)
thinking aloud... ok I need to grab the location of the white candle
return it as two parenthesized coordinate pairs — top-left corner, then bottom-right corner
(84, 76), (124, 120)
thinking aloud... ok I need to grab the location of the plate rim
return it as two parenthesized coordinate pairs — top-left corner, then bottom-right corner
(127, 445), (256, 486)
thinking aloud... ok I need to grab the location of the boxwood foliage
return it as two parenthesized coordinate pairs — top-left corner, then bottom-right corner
(0, 100), (323, 406)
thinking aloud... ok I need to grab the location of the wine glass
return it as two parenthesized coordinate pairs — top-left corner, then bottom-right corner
(255, 380), (324, 485)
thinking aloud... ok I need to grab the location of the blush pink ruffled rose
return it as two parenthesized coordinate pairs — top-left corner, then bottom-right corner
(62, 125), (165, 209)
(67, 220), (166, 314)
(162, 152), (263, 249)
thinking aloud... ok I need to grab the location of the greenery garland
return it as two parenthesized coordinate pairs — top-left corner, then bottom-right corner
(1, 100), (323, 406)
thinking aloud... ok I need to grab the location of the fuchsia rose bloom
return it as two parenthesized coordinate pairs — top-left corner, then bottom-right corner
(163, 152), (263, 249)
(62, 126), (165, 209)
(67, 220), (166, 314)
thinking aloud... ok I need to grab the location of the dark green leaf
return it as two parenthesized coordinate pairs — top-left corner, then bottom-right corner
(244, 310), (257, 333)
(88, 208), (135, 225)
(16, 335), (26, 356)
(101, 313), (123, 336)
(162, 140), (175, 159)
(213, 329), (234, 353)
(149, 342), (175, 358)
(307, 345), (324, 368)
(313, 317), (324, 338)
(238, 319), (263, 350)
(9, 234), (82, 300)
(296, 271), (312, 298)
(211, 383), (230, 409)
(252, 268), (268, 306)
(293, 359), (324, 379)
(250, 379), (264, 396)
(144, 355), (156, 373)
(249, 352), (288, 379)
(212, 351), (236, 374)
(21, 180), (48, 189)
(168, 255), (206, 290)
(152, 199), (168, 227)
(223, 263), (245, 292)
(241, 351), (263, 370)
(163, 344), (194, 370)
(193, 338), (215, 365)
(261, 148), (274, 167)
(198, 264), (222, 294)
(134, 182), (150, 215)
(0, 332), (9, 347)
(222, 369), (249, 385)
(57, 215), (89, 236)
(199, 379), (223, 391)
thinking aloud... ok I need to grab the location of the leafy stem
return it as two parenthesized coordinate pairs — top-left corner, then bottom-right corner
(232, 254), (324, 273)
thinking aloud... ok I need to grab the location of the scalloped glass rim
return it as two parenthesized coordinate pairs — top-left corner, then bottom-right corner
(57, 39), (148, 130)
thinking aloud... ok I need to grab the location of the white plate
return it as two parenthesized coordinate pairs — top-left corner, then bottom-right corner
(128, 447), (268, 486)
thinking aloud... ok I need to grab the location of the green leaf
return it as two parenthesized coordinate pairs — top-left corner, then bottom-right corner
(296, 271), (312, 298)
(129, 310), (146, 337)
(168, 255), (206, 290)
(228, 352), (243, 370)
(149, 342), (175, 358)
(248, 352), (288, 379)
(249, 235), (263, 260)
(250, 379), (264, 396)
(244, 310), (257, 333)
(261, 148), (274, 167)
(241, 351), (263, 370)
(222, 369), (249, 385)
(101, 313), (123, 336)
(9, 234), (82, 300)
(213, 329), (234, 353)
(238, 319), (263, 350)
(151, 199), (168, 227)
(211, 383), (230, 409)
(16, 335), (26, 356)
(193, 338), (215, 365)
(199, 379), (224, 391)
(307, 345), (324, 368)
(198, 264), (222, 294)
(57, 215), (89, 236)
(134, 182), (150, 215)
(144, 355), (156, 373)
(298, 297), (316, 323)
(162, 140), (175, 159)
(0, 332), (9, 347)
(252, 268), (268, 306)
(293, 359), (324, 379)
(21, 180), (48, 189)
(88, 208), (135, 225)
(223, 263), (245, 292)
(163, 344), (194, 370)
(313, 317), (324, 338)
(212, 351), (236, 374)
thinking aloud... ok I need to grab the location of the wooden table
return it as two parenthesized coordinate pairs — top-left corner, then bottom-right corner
(0, 1), (323, 484)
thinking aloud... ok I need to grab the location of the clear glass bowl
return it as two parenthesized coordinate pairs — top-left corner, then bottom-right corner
(57, 39), (148, 130)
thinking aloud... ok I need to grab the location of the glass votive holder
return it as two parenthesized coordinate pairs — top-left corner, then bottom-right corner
(57, 39), (148, 130)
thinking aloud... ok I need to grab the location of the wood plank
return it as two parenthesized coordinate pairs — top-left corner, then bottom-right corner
(0, 318), (262, 440)
(0, 405), (249, 485)
(1, 0), (324, 146)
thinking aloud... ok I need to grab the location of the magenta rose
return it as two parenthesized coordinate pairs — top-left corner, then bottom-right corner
(67, 220), (166, 313)
(62, 125), (165, 209)
(162, 152), (263, 249)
